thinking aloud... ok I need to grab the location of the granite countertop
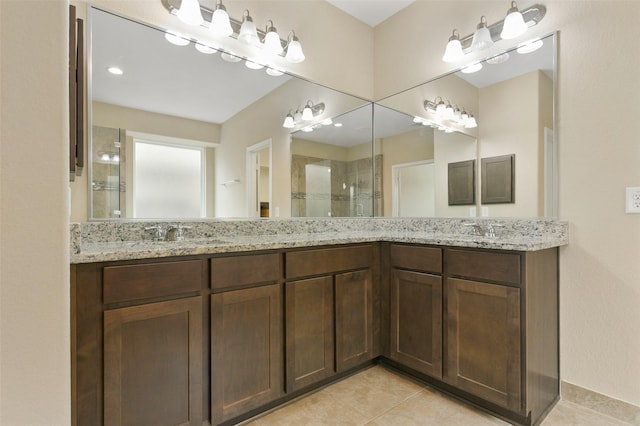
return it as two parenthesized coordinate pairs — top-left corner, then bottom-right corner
(71, 218), (569, 264)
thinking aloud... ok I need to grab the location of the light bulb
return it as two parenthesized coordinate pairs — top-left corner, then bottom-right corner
(301, 105), (313, 121)
(435, 99), (446, 115)
(471, 16), (494, 51)
(238, 13), (260, 46)
(442, 29), (464, 63)
(195, 43), (217, 54)
(500, 1), (528, 40)
(176, 0), (203, 26)
(293, 111), (302, 122)
(285, 34), (305, 63)
(165, 32), (190, 46)
(282, 114), (295, 129)
(263, 22), (283, 55)
(210, 2), (233, 37)
(443, 103), (454, 120)
(112, 154), (120, 162)
(465, 115), (478, 128)
(100, 153), (110, 161)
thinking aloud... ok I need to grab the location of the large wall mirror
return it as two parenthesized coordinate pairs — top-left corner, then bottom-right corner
(88, 7), (369, 219)
(88, 5), (556, 220)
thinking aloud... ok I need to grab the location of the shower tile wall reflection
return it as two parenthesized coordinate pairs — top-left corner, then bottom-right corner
(291, 154), (382, 217)
(92, 125), (125, 218)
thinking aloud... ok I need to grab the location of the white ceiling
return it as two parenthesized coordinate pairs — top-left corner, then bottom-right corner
(325, 0), (415, 27)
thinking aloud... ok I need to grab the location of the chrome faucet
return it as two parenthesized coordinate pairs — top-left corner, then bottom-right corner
(464, 222), (504, 237)
(144, 225), (165, 241)
(165, 224), (192, 242)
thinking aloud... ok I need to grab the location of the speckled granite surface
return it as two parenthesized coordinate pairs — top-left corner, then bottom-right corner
(70, 217), (569, 264)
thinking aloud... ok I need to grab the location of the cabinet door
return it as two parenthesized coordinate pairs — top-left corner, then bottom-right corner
(335, 269), (374, 372)
(103, 297), (203, 426)
(285, 276), (335, 392)
(390, 269), (442, 378)
(446, 278), (521, 411)
(211, 284), (282, 425)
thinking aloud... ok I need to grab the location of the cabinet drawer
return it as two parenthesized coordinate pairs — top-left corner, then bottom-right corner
(103, 260), (203, 304)
(211, 253), (280, 290)
(447, 249), (521, 285)
(286, 245), (372, 279)
(390, 244), (442, 274)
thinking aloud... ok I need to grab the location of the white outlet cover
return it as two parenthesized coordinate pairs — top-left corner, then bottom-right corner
(625, 187), (640, 214)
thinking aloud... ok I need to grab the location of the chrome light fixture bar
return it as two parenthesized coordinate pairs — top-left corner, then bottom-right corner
(161, 0), (304, 63)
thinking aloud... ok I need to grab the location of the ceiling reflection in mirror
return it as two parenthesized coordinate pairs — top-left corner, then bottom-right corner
(89, 7), (370, 220)
(376, 32), (556, 218)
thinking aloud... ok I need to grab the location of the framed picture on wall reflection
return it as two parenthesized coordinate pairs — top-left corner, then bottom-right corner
(448, 160), (476, 206)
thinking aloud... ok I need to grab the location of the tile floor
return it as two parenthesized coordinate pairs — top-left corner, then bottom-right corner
(244, 366), (632, 425)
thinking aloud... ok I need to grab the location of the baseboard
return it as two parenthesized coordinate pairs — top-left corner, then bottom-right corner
(561, 381), (640, 425)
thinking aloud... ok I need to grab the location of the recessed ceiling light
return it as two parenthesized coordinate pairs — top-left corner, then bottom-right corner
(334, 123), (343, 127)
(195, 43), (217, 54)
(164, 32), (190, 46)
(517, 38), (544, 54)
(220, 52), (242, 63)
(461, 62), (483, 74)
(107, 67), (123, 75)
(266, 68), (284, 77)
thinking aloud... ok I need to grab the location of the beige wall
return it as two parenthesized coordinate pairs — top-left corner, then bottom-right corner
(0, 1), (71, 424)
(478, 71), (550, 217)
(377, 0), (640, 408)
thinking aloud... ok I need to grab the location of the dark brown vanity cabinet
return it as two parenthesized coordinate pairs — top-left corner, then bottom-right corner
(71, 259), (207, 426)
(210, 254), (282, 425)
(388, 244), (443, 379)
(284, 245), (378, 392)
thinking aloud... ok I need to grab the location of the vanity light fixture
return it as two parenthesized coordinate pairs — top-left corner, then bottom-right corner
(263, 20), (283, 55)
(442, 30), (464, 63)
(281, 101), (326, 129)
(471, 16), (493, 51)
(176, 0), (203, 26)
(501, 1), (528, 40)
(238, 10), (260, 46)
(210, 0), (233, 37)
(424, 97), (478, 130)
(442, 2), (546, 64)
(162, 0), (306, 64)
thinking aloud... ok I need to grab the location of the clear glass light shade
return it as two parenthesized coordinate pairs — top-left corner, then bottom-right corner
(500, 2), (528, 40)
(471, 18), (493, 51)
(285, 39), (305, 63)
(176, 0), (204, 26)
(210, 7), (233, 37)
(442, 30), (464, 63)
(238, 19), (260, 46)
(264, 30), (283, 55)
(282, 114), (295, 128)
(301, 105), (313, 121)
(195, 43), (217, 54)
(165, 32), (190, 46)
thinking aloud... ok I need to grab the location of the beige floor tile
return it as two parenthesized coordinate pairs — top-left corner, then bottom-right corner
(541, 400), (632, 426)
(322, 366), (424, 418)
(253, 390), (370, 426)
